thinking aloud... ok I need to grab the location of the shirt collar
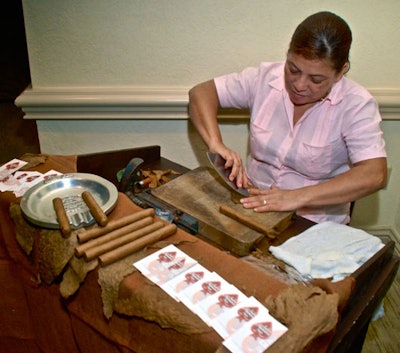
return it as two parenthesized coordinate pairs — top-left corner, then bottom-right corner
(269, 62), (345, 106)
(325, 78), (345, 105)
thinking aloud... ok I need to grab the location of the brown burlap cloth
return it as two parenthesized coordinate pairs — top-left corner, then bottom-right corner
(8, 153), (356, 353)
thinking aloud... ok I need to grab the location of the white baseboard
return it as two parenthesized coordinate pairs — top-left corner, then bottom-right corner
(362, 225), (400, 255)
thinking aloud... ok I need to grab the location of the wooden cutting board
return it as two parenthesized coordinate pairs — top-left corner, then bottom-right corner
(152, 167), (293, 256)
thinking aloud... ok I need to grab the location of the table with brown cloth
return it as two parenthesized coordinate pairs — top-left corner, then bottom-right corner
(0, 152), (386, 353)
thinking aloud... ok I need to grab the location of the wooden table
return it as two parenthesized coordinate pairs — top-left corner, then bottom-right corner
(78, 146), (399, 353)
(0, 146), (398, 353)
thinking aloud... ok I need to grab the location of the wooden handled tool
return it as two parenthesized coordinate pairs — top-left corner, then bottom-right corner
(52, 197), (72, 238)
(75, 216), (154, 257)
(99, 223), (177, 266)
(77, 208), (155, 243)
(82, 191), (108, 226)
(83, 221), (164, 261)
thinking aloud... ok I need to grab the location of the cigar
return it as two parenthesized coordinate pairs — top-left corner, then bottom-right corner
(82, 191), (108, 226)
(75, 216), (154, 257)
(99, 223), (177, 266)
(83, 221), (164, 261)
(77, 208), (155, 243)
(52, 197), (72, 238)
(219, 204), (269, 235)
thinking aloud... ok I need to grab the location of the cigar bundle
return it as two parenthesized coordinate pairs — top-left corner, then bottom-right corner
(75, 208), (177, 266)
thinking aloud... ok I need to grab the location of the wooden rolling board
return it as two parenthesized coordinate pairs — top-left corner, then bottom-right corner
(151, 167), (293, 256)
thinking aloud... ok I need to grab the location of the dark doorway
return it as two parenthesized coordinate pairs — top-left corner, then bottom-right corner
(0, 0), (40, 163)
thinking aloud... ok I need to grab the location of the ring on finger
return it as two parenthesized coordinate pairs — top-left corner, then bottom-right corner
(263, 200), (267, 205)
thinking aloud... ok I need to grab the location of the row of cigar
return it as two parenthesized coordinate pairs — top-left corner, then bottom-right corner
(53, 191), (177, 266)
(75, 208), (177, 266)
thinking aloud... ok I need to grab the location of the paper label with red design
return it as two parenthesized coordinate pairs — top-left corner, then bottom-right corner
(133, 244), (198, 285)
(12, 170), (43, 193)
(0, 173), (19, 192)
(0, 158), (62, 196)
(0, 159), (28, 192)
(161, 263), (211, 301)
(0, 159), (27, 181)
(177, 271), (229, 315)
(223, 309), (288, 353)
(13, 170), (62, 197)
(193, 284), (248, 326)
(211, 296), (266, 339)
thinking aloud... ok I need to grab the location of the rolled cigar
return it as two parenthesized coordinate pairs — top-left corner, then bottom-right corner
(83, 221), (164, 261)
(77, 208), (155, 243)
(99, 223), (177, 266)
(75, 216), (154, 257)
(82, 191), (108, 226)
(52, 197), (72, 238)
(219, 204), (269, 235)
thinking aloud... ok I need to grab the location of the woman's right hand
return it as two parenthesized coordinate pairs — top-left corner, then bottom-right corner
(210, 144), (248, 189)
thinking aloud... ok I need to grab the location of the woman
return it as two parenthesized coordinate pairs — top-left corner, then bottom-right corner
(188, 11), (387, 224)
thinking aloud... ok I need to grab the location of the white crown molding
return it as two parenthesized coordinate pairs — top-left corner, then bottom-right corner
(369, 89), (400, 119)
(15, 86), (400, 120)
(15, 86), (190, 120)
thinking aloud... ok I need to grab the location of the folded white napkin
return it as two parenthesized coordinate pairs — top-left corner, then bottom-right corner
(269, 221), (384, 281)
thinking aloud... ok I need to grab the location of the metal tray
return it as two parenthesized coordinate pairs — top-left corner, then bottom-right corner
(20, 173), (118, 229)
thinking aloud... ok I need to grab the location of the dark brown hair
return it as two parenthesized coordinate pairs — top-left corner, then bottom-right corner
(288, 11), (352, 73)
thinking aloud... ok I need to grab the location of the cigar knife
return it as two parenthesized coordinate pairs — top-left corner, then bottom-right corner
(206, 152), (249, 196)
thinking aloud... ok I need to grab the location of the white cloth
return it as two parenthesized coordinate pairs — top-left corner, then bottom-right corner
(269, 222), (384, 281)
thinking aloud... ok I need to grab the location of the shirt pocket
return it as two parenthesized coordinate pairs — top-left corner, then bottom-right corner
(297, 138), (348, 179)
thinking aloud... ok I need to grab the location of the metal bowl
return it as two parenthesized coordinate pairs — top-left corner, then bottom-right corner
(20, 173), (118, 229)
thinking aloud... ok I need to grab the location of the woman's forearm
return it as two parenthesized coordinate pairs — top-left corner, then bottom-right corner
(243, 157), (387, 213)
(188, 80), (223, 151)
(296, 157), (388, 208)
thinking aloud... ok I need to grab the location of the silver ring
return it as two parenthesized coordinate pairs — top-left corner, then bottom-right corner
(263, 200), (267, 205)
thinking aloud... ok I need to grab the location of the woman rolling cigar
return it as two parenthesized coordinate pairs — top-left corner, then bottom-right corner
(188, 11), (387, 224)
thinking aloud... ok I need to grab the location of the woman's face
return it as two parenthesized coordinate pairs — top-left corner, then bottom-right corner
(284, 52), (344, 106)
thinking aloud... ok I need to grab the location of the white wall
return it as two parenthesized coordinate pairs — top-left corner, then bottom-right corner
(20, 0), (400, 89)
(18, 0), (400, 234)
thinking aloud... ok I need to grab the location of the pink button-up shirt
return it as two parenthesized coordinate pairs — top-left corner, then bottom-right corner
(214, 62), (386, 224)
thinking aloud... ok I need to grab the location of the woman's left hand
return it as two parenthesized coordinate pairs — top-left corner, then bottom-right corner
(240, 185), (299, 212)
(240, 157), (387, 213)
